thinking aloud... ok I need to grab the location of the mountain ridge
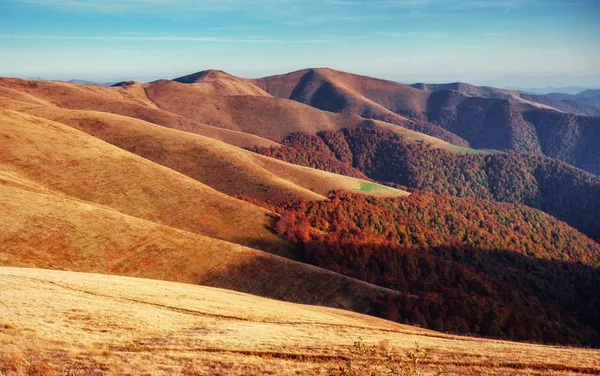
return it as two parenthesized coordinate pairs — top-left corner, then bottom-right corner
(251, 68), (600, 175)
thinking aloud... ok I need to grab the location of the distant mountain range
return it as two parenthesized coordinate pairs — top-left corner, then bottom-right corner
(510, 86), (598, 95)
(68, 79), (117, 86)
(484, 74), (600, 92)
(545, 89), (600, 106)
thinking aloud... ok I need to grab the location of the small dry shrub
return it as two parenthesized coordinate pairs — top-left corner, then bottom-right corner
(328, 338), (443, 376)
(0, 351), (55, 376)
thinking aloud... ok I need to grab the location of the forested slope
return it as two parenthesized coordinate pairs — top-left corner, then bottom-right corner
(251, 128), (600, 241)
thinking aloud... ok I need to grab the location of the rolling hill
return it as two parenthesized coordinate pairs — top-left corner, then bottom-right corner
(0, 76), (466, 153)
(253, 68), (470, 146)
(0, 109), (290, 253)
(520, 93), (600, 117)
(146, 78), (467, 150)
(0, 177), (404, 312)
(411, 81), (558, 110)
(255, 68), (600, 175)
(2, 267), (599, 375)
(3, 102), (404, 203)
(0, 101), (412, 325)
(173, 69), (272, 97)
(0, 77), (278, 149)
(547, 89), (600, 107)
(412, 81), (600, 116)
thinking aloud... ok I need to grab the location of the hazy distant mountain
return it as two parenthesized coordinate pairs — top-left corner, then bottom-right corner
(510, 86), (597, 95)
(411, 82), (600, 116)
(68, 79), (117, 86)
(485, 74), (600, 91)
(546, 89), (600, 106)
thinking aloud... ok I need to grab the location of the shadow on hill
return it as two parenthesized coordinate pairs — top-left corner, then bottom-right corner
(309, 237), (600, 347)
(197, 252), (396, 315)
(204, 241), (600, 347)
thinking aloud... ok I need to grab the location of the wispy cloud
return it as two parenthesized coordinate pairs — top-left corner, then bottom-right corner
(9, 0), (249, 13)
(7, 0), (392, 25)
(0, 34), (337, 44)
(10, 0), (596, 13)
(329, 0), (592, 12)
(373, 31), (446, 38)
(10, 0), (580, 28)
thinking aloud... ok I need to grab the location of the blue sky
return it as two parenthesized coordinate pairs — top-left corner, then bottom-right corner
(0, 0), (599, 87)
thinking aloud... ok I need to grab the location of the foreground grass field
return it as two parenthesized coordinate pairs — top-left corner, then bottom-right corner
(1, 268), (598, 375)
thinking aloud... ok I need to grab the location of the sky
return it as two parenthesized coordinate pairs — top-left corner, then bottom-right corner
(1, 0), (599, 87)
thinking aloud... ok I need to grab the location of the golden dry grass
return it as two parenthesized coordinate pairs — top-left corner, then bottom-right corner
(144, 79), (461, 150)
(144, 79), (372, 139)
(253, 67), (560, 118)
(0, 176), (402, 310)
(252, 68), (485, 151)
(1, 267), (598, 375)
(0, 109), (288, 253)
(0, 76), (465, 153)
(4, 102), (406, 203)
(0, 78), (277, 149)
(252, 68), (565, 149)
(0, 73), (597, 376)
(253, 68), (428, 116)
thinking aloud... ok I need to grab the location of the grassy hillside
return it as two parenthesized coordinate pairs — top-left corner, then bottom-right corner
(0, 78), (278, 149)
(2, 267), (599, 375)
(1, 71), (599, 358)
(173, 69), (273, 96)
(253, 68), (470, 146)
(0, 76), (465, 153)
(146, 78), (458, 147)
(0, 109), (288, 253)
(254, 68), (429, 115)
(0, 178), (409, 316)
(6, 103), (405, 202)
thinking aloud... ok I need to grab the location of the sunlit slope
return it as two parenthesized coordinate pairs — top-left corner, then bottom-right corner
(0, 78), (277, 149)
(0, 181), (401, 310)
(146, 79), (373, 139)
(0, 109), (287, 252)
(2, 267), (598, 375)
(255, 67), (555, 115)
(173, 69), (273, 96)
(0, 76), (465, 152)
(147, 79), (465, 150)
(5, 103), (406, 202)
(254, 67), (428, 117)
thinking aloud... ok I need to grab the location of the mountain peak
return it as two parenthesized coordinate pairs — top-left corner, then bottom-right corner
(171, 69), (271, 97)
(173, 69), (235, 84)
